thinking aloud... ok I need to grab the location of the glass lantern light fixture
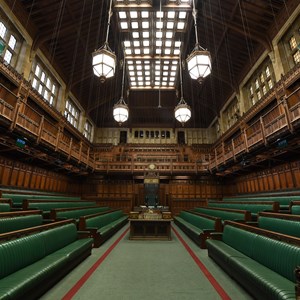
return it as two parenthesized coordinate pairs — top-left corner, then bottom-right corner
(174, 55), (191, 126)
(92, 0), (116, 83)
(186, 0), (211, 84)
(113, 56), (129, 125)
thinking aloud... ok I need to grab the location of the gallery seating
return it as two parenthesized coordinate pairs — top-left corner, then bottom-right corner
(0, 219), (93, 299)
(174, 210), (222, 248)
(79, 209), (128, 247)
(206, 221), (300, 300)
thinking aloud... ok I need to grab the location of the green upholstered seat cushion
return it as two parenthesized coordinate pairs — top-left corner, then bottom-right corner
(193, 207), (245, 221)
(174, 217), (203, 235)
(86, 210), (125, 229)
(40, 223), (78, 255)
(206, 239), (248, 262)
(228, 256), (296, 300)
(222, 225), (257, 258)
(0, 204), (10, 212)
(56, 207), (110, 219)
(179, 211), (215, 230)
(98, 224), (113, 235)
(0, 251), (71, 299)
(0, 215), (43, 234)
(251, 234), (300, 282)
(291, 206), (300, 215)
(208, 202), (273, 213)
(3, 194), (81, 205)
(110, 216), (128, 228)
(49, 238), (93, 261)
(0, 233), (45, 279)
(258, 217), (300, 238)
(28, 201), (96, 211)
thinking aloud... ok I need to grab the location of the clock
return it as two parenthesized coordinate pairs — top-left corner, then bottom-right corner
(148, 163), (156, 170)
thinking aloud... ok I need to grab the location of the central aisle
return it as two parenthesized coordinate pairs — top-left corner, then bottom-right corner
(41, 224), (253, 300)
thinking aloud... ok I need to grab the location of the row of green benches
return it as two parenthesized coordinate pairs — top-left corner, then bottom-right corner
(175, 207), (300, 248)
(206, 221), (300, 300)
(0, 219), (93, 299)
(175, 209), (300, 299)
(0, 207), (129, 298)
(223, 195), (300, 209)
(208, 200), (300, 215)
(0, 198), (97, 214)
(0, 206), (128, 245)
(0, 191), (82, 207)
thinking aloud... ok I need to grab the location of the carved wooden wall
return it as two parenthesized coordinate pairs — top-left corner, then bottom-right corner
(230, 161), (300, 194)
(0, 156), (76, 193)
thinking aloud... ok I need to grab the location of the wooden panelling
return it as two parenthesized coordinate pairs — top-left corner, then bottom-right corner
(232, 160), (300, 194)
(0, 156), (74, 194)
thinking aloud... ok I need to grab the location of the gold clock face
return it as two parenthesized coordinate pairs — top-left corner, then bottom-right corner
(148, 163), (155, 170)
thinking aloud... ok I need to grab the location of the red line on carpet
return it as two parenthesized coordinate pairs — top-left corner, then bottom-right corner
(62, 227), (129, 300)
(172, 225), (231, 300)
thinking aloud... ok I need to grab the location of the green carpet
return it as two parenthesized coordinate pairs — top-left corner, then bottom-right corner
(40, 224), (253, 300)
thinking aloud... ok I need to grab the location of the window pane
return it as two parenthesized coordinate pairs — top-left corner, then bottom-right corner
(46, 78), (51, 89)
(289, 36), (297, 50)
(0, 22), (7, 39)
(3, 50), (12, 64)
(293, 51), (300, 64)
(32, 78), (38, 88)
(41, 72), (46, 82)
(8, 35), (16, 49)
(35, 65), (40, 76)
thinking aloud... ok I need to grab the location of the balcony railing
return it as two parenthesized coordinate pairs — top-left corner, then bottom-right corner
(0, 62), (299, 174)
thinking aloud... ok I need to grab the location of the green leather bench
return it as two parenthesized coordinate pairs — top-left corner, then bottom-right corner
(174, 210), (222, 248)
(2, 193), (81, 207)
(23, 200), (97, 217)
(206, 221), (300, 300)
(193, 207), (252, 223)
(0, 210), (43, 233)
(0, 203), (10, 212)
(289, 202), (300, 215)
(224, 196), (300, 209)
(0, 219), (93, 299)
(79, 210), (128, 247)
(208, 201), (279, 218)
(50, 206), (111, 223)
(256, 212), (300, 238)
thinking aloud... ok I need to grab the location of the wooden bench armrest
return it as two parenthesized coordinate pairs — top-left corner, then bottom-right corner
(86, 227), (98, 234)
(77, 231), (92, 239)
(209, 232), (223, 240)
(202, 229), (216, 233)
(245, 221), (258, 226)
(42, 219), (55, 224)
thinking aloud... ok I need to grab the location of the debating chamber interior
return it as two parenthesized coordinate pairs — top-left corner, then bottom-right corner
(0, 0), (300, 299)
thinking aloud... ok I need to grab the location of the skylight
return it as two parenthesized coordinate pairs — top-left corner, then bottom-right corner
(114, 0), (192, 89)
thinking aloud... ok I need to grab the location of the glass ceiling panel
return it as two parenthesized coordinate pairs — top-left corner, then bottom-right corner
(114, 0), (192, 90)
